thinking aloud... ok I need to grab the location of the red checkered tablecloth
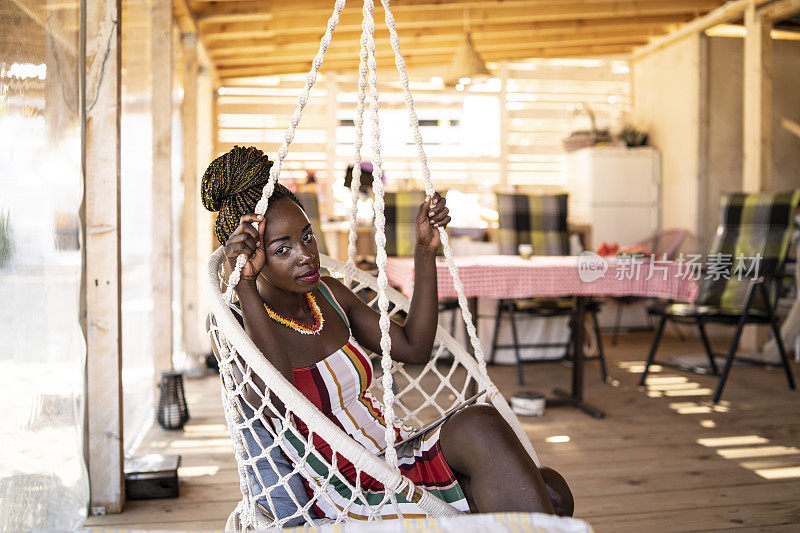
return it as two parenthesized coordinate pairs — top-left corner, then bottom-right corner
(385, 255), (699, 302)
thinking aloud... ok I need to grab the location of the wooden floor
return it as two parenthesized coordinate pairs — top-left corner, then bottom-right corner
(85, 330), (800, 532)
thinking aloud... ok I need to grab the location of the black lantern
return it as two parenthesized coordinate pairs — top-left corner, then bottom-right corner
(156, 371), (189, 430)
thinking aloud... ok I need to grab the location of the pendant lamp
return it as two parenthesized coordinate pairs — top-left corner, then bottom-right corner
(445, 9), (490, 88)
(444, 31), (490, 88)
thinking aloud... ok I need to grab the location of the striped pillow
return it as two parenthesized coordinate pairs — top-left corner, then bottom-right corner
(384, 191), (427, 257)
(697, 189), (800, 313)
(496, 193), (569, 256)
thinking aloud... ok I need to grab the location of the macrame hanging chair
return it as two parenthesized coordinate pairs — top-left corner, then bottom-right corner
(205, 1), (547, 530)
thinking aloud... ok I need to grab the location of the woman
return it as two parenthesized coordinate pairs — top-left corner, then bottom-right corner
(203, 146), (572, 521)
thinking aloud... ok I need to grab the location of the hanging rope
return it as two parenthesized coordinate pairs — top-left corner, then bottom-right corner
(362, 0), (400, 469)
(346, 21), (370, 277)
(206, 2), (553, 526)
(226, 0), (347, 301)
(379, 0), (496, 395)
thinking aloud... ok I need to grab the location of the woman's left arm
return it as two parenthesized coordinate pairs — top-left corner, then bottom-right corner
(327, 192), (451, 364)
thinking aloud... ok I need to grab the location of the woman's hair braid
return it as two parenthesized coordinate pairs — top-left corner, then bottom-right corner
(201, 145), (303, 244)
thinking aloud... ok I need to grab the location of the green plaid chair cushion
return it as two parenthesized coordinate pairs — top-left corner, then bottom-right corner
(384, 191), (426, 257)
(496, 193), (570, 256)
(295, 191), (328, 255)
(695, 189), (800, 313)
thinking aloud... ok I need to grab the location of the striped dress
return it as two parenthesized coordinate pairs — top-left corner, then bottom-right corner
(280, 281), (469, 519)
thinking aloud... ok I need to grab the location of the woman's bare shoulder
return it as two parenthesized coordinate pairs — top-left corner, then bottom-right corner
(320, 276), (356, 305)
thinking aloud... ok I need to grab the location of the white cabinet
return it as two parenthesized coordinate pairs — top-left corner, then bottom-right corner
(567, 146), (661, 248)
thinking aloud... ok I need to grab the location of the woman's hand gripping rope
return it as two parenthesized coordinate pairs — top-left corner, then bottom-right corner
(416, 191), (451, 250)
(224, 214), (267, 285)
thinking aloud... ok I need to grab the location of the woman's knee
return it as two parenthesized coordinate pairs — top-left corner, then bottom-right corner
(442, 404), (512, 452)
(440, 405), (504, 473)
(448, 404), (507, 435)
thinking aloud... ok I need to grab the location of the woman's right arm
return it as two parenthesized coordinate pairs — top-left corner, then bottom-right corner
(225, 214), (294, 385)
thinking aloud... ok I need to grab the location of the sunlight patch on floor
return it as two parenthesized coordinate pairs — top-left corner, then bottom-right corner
(545, 435), (570, 443)
(644, 376), (689, 385)
(618, 361), (662, 374)
(695, 434), (800, 478)
(627, 352), (800, 485)
(182, 424), (229, 437)
(646, 382), (701, 391)
(668, 401), (729, 414)
(169, 438), (234, 454)
(697, 435), (769, 447)
(663, 388), (713, 397)
(716, 446), (800, 460)
(740, 456), (800, 470)
(178, 465), (221, 478)
(754, 466), (800, 480)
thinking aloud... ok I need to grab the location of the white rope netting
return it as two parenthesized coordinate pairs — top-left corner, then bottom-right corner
(207, 0), (541, 529)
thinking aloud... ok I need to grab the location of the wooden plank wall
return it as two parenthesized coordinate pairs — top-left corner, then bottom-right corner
(215, 57), (630, 197)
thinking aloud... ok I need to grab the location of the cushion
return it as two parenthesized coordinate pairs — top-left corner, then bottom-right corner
(496, 193), (569, 256)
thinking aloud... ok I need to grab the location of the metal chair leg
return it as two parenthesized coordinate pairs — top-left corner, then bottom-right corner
(760, 283), (796, 391)
(489, 300), (504, 365)
(450, 303), (459, 339)
(612, 302), (623, 346)
(639, 315), (667, 387)
(591, 307), (608, 382)
(713, 318), (748, 403)
(697, 319), (719, 375)
(712, 280), (757, 403)
(507, 303), (525, 385)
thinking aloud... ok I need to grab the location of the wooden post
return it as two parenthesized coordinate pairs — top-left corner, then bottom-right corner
(151, 0), (173, 385)
(498, 61), (510, 191)
(325, 72), (338, 210)
(181, 33), (201, 361)
(743, 1), (772, 192)
(83, 0), (124, 514)
(195, 60), (215, 355)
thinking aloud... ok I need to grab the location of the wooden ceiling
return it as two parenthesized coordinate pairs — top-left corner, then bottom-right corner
(182, 0), (728, 82)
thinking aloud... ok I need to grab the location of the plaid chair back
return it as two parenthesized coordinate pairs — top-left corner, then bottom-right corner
(496, 193), (570, 256)
(696, 190), (800, 313)
(384, 191), (426, 257)
(295, 191), (328, 255)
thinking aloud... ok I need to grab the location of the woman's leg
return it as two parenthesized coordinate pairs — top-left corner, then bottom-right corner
(440, 404), (570, 515)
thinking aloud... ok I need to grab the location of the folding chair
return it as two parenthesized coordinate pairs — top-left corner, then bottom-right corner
(640, 190), (800, 402)
(491, 193), (607, 385)
(385, 190), (426, 257)
(610, 228), (690, 345)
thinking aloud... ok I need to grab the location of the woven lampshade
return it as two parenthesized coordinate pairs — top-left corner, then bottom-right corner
(444, 32), (490, 87)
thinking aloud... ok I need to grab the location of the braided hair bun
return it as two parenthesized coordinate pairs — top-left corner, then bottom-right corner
(201, 145), (302, 245)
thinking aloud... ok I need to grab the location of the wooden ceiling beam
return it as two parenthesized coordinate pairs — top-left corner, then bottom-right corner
(214, 42), (645, 80)
(174, 0), (202, 36)
(206, 13), (692, 54)
(198, 0), (723, 39)
(191, 0), (720, 22)
(210, 28), (663, 65)
(632, 0), (771, 58)
(758, 0), (800, 23)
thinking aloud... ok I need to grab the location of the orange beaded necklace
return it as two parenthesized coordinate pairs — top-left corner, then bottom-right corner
(263, 293), (324, 335)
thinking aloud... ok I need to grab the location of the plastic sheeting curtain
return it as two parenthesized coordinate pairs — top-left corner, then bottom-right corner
(0, 0), (89, 528)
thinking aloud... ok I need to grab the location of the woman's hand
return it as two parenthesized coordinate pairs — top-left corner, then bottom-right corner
(416, 191), (451, 250)
(224, 214), (266, 283)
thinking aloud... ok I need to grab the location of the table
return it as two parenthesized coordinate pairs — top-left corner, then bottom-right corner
(386, 255), (699, 418)
(321, 222), (593, 262)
